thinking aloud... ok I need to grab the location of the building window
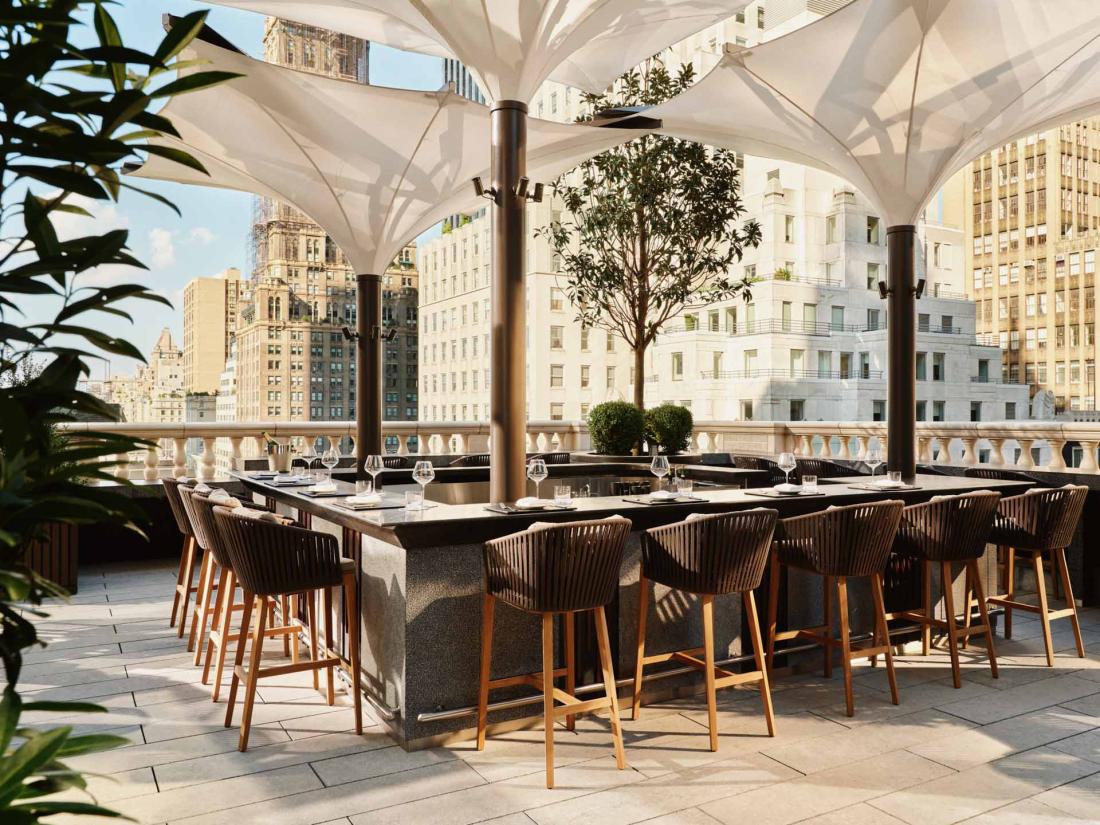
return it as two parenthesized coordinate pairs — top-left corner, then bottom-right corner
(916, 352), (927, 381)
(916, 400), (927, 421)
(580, 327), (590, 352)
(970, 402), (982, 422)
(867, 216), (881, 245)
(867, 262), (880, 290)
(784, 215), (795, 243)
(1005, 402), (1016, 420)
(872, 400), (885, 421)
(550, 364), (563, 388)
(932, 352), (945, 381)
(740, 400), (753, 420)
(550, 325), (564, 350)
(580, 365), (590, 388)
(826, 215), (838, 244)
(932, 400), (945, 421)
(606, 332), (615, 353)
(790, 399), (804, 421)
(550, 287), (564, 312)
(550, 402), (564, 421)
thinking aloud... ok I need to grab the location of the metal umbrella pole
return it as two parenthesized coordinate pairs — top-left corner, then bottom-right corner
(886, 225), (918, 481)
(355, 272), (383, 480)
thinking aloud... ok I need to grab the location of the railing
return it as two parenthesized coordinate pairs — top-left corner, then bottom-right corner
(698, 369), (884, 381)
(757, 272), (842, 287)
(58, 419), (1100, 481)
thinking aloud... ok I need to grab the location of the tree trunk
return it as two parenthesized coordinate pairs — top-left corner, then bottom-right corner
(633, 343), (646, 411)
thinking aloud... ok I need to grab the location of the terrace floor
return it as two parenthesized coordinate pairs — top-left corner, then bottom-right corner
(23, 560), (1100, 825)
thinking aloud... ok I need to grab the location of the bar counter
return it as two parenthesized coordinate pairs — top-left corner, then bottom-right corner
(232, 467), (1032, 749)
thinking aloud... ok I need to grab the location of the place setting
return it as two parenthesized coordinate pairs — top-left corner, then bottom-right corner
(846, 448), (921, 491)
(622, 456), (707, 506)
(745, 452), (826, 498)
(485, 459), (579, 514)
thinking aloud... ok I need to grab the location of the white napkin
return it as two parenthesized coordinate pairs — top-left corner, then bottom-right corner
(308, 480), (337, 492)
(875, 478), (904, 488)
(649, 489), (677, 500)
(272, 474), (306, 484)
(773, 482), (802, 493)
(346, 492), (382, 506)
(514, 497), (546, 509)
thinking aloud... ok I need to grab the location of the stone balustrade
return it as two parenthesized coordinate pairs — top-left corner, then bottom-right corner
(56, 418), (1100, 481)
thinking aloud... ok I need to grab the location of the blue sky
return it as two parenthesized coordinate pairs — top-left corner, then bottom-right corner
(71, 2), (443, 379)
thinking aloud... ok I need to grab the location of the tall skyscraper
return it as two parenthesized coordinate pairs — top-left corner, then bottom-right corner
(443, 57), (484, 103)
(965, 120), (1100, 413)
(232, 20), (418, 429)
(182, 267), (240, 394)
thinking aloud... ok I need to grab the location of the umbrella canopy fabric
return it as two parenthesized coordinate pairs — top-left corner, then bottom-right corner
(204, 0), (749, 103)
(131, 35), (637, 274)
(637, 0), (1100, 226)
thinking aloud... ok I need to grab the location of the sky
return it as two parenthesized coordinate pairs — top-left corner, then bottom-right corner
(64, 2), (444, 380)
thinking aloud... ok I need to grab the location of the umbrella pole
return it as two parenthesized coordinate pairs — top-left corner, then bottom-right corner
(886, 225), (917, 481)
(489, 100), (528, 504)
(356, 272), (383, 479)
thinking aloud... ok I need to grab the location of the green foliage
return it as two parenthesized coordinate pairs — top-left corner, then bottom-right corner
(773, 266), (792, 281)
(587, 401), (646, 455)
(537, 62), (761, 408)
(645, 404), (694, 455)
(0, 2), (233, 819)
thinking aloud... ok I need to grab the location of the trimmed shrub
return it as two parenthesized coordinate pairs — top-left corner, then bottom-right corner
(588, 401), (646, 455)
(645, 403), (694, 454)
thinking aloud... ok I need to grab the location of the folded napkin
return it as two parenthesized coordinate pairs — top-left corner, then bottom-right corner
(514, 497), (546, 509)
(346, 492), (382, 506)
(773, 483), (801, 493)
(272, 474), (306, 484)
(309, 480), (338, 492)
(649, 489), (677, 500)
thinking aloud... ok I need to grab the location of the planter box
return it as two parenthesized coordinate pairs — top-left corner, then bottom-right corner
(26, 523), (79, 593)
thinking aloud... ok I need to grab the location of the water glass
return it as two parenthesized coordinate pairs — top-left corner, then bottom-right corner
(802, 474), (818, 491)
(355, 479), (373, 496)
(888, 470), (903, 484)
(405, 490), (424, 511)
(553, 484), (572, 506)
(674, 477), (694, 496)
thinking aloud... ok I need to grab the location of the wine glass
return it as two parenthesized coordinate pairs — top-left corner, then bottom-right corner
(866, 446), (883, 480)
(300, 441), (316, 481)
(321, 447), (339, 482)
(527, 458), (548, 500)
(412, 460), (435, 506)
(777, 452), (797, 487)
(650, 455), (670, 492)
(363, 454), (384, 494)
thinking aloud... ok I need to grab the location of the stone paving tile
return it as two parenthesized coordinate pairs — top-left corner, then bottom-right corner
(632, 809), (723, 825)
(697, 749), (952, 825)
(868, 747), (1099, 825)
(935, 673), (1100, 725)
(1031, 770), (1100, 820)
(962, 797), (1100, 825)
(795, 802), (907, 824)
(1047, 724), (1100, 764)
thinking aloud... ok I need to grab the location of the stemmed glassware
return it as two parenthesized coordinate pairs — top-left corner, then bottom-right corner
(650, 455), (670, 492)
(527, 458), (548, 500)
(299, 441), (316, 480)
(412, 460), (435, 506)
(777, 452), (797, 487)
(363, 454), (384, 494)
(321, 447), (339, 482)
(866, 446), (883, 480)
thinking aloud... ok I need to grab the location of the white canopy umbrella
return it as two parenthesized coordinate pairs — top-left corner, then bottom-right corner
(133, 29), (638, 460)
(202, 0), (749, 501)
(203, 0), (748, 104)
(634, 0), (1100, 476)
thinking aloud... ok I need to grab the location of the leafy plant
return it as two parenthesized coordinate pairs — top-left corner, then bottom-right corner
(1, 2), (234, 819)
(645, 403), (693, 455)
(587, 401), (645, 455)
(773, 266), (792, 281)
(538, 61), (761, 410)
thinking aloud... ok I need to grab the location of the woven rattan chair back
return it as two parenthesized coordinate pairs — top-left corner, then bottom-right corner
(798, 458), (860, 479)
(213, 507), (344, 596)
(176, 486), (206, 549)
(450, 453), (491, 467)
(484, 517), (632, 613)
(162, 477), (194, 537)
(893, 492), (1000, 562)
(964, 467), (1041, 484)
(530, 452), (570, 465)
(994, 485), (1087, 551)
(382, 456), (408, 469)
(776, 499), (904, 577)
(188, 493), (239, 569)
(643, 509), (778, 595)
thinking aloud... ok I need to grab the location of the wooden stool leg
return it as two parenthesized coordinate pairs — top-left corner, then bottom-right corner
(187, 551), (210, 652)
(765, 552), (780, 675)
(170, 535), (190, 628)
(564, 611), (576, 732)
(1032, 551), (1055, 667)
(1054, 548), (1086, 658)
(823, 574), (833, 677)
(969, 559), (998, 679)
(542, 612), (556, 790)
(836, 577), (854, 717)
(306, 591), (320, 693)
(202, 566), (229, 684)
(921, 560), (932, 656)
(595, 606), (627, 771)
(871, 573), (899, 705)
(1051, 556), (1062, 600)
(702, 595), (719, 752)
(289, 594), (300, 667)
(323, 587), (335, 705)
(224, 592), (254, 728)
(744, 591), (776, 737)
(212, 570), (237, 702)
(632, 574), (649, 721)
(476, 594), (495, 751)
(238, 595), (268, 752)
(940, 562), (962, 688)
(1003, 546), (1015, 639)
(281, 595), (291, 657)
(344, 570), (362, 735)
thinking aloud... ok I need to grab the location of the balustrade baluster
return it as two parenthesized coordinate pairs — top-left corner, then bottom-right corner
(143, 445), (160, 481)
(1045, 440), (1067, 471)
(855, 435), (869, 460)
(173, 437), (187, 477)
(1079, 440), (1099, 472)
(987, 438), (1005, 466)
(1016, 439), (1036, 469)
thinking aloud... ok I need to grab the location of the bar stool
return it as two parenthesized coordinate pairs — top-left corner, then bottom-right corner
(986, 485), (1088, 667)
(189, 494), (314, 701)
(477, 516), (631, 789)
(766, 500), (904, 717)
(890, 492), (1001, 687)
(163, 477), (199, 634)
(632, 509), (778, 750)
(214, 507), (361, 750)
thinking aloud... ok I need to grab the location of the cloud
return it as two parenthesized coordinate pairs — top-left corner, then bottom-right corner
(189, 226), (216, 246)
(148, 228), (176, 269)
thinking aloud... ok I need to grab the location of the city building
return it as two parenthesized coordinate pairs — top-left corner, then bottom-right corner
(964, 119), (1100, 414)
(88, 328), (184, 424)
(231, 20), (417, 432)
(182, 267), (240, 394)
(443, 57), (484, 104)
